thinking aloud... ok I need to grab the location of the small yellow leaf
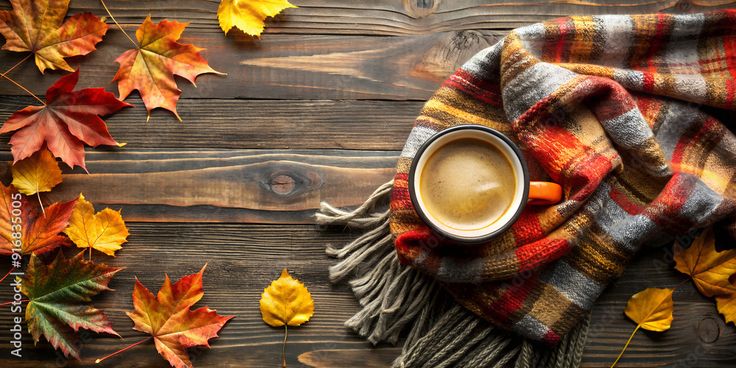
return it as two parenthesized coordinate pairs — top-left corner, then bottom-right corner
(674, 228), (736, 297)
(625, 288), (674, 332)
(63, 194), (129, 256)
(217, 0), (297, 36)
(260, 268), (314, 327)
(612, 288), (674, 367)
(11, 149), (62, 195)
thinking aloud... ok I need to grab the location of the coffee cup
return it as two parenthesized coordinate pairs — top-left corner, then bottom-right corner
(408, 125), (562, 243)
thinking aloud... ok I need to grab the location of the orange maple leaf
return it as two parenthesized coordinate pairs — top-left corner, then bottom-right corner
(0, 0), (108, 73)
(122, 266), (233, 368)
(0, 183), (76, 256)
(113, 16), (224, 121)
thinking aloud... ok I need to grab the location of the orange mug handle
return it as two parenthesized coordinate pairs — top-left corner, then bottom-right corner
(528, 181), (562, 205)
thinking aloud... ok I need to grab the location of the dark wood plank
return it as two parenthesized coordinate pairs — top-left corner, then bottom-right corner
(4, 1), (731, 101)
(0, 96), (419, 150)
(0, 225), (731, 367)
(298, 349), (399, 368)
(2, 149), (397, 224)
(1, 1), (735, 367)
(0, 224), (399, 368)
(0, 31), (495, 100)
(581, 246), (736, 367)
(18, 0), (735, 36)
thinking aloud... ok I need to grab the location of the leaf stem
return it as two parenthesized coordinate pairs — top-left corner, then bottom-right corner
(282, 325), (288, 368)
(0, 299), (28, 307)
(0, 267), (16, 284)
(0, 54), (45, 106)
(95, 336), (152, 364)
(674, 278), (690, 290)
(99, 0), (138, 48)
(1, 54), (31, 77)
(610, 325), (640, 368)
(37, 191), (45, 216)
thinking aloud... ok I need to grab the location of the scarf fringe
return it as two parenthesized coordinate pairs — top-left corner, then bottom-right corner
(317, 180), (590, 367)
(393, 306), (590, 368)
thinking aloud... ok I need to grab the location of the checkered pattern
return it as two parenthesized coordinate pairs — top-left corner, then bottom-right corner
(390, 11), (736, 343)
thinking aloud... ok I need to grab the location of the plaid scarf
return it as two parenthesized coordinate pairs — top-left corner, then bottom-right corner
(389, 11), (736, 344)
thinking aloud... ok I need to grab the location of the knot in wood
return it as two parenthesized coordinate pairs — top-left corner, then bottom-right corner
(404, 0), (439, 19)
(413, 30), (491, 81)
(696, 316), (720, 344)
(269, 174), (297, 195)
(674, 0), (692, 11)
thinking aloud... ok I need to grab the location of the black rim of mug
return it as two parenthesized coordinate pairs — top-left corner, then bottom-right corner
(407, 124), (531, 244)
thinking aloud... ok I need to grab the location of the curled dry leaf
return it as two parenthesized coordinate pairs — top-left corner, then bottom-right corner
(612, 288), (673, 367)
(0, 183), (76, 256)
(113, 16), (223, 121)
(674, 228), (736, 297)
(217, 0), (297, 37)
(260, 268), (314, 367)
(22, 252), (123, 359)
(64, 194), (129, 257)
(0, 70), (130, 170)
(11, 149), (62, 196)
(0, 0), (108, 73)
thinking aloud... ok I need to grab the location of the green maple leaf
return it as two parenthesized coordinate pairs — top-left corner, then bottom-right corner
(22, 252), (123, 359)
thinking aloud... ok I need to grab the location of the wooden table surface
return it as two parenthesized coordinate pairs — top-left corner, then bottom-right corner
(1, 1), (736, 367)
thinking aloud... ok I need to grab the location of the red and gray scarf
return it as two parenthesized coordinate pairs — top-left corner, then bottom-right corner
(319, 10), (736, 367)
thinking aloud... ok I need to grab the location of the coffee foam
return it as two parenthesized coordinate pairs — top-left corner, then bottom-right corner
(419, 137), (517, 231)
(409, 127), (529, 242)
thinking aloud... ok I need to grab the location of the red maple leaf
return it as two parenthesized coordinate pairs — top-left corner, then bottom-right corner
(0, 70), (131, 170)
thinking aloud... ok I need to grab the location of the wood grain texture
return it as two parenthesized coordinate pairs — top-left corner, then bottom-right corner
(1, 0), (730, 101)
(0, 96), (419, 150)
(0, 0), (735, 367)
(0, 31), (495, 100)
(7, 0), (734, 36)
(0, 225), (400, 368)
(34, 149), (396, 224)
(0, 225), (731, 367)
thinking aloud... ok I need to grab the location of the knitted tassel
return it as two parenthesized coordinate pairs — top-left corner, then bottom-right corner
(317, 181), (591, 367)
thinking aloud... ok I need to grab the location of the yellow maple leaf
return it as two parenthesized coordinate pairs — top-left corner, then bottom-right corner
(674, 228), (736, 297)
(11, 149), (62, 196)
(63, 194), (129, 257)
(260, 268), (313, 367)
(217, 0), (297, 36)
(612, 288), (673, 367)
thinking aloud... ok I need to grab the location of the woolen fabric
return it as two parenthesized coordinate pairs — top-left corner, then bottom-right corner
(390, 11), (736, 344)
